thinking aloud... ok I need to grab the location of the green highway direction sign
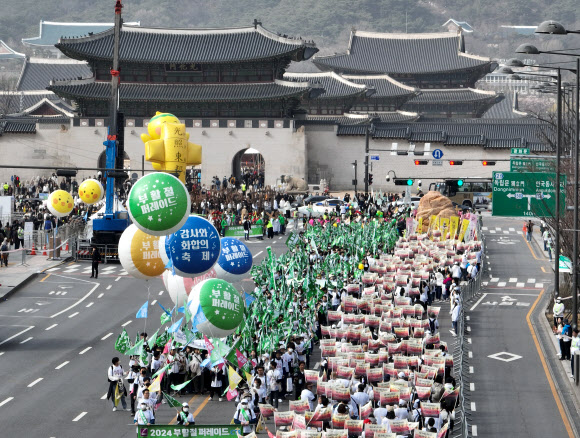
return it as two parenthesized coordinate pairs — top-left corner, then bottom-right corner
(492, 171), (566, 217)
(510, 157), (556, 172)
(511, 147), (530, 155)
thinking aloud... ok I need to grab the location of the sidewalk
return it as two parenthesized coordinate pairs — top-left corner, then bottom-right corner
(530, 228), (580, 419)
(0, 249), (72, 300)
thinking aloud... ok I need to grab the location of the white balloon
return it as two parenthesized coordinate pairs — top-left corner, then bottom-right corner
(162, 268), (217, 306)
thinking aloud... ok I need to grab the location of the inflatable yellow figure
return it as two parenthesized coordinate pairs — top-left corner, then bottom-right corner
(141, 112), (202, 182)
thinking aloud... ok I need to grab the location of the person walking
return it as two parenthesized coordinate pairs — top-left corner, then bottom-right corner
(571, 329), (580, 378)
(233, 399), (257, 435)
(243, 217), (252, 241)
(91, 246), (101, 278)
(176, 402), (195, 425)
(0, 238), (8, 267)
(107, 357), (130, 412)
(526, 220), (534, 242)
(451, 293), (461, 336)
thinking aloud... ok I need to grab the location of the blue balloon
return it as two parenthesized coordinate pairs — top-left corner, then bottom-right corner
(214, 237), (253, 282)
(163, 215), (221, 278)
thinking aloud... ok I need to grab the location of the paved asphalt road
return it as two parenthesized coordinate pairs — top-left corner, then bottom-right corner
(465, 216), (575, 438)
(0, 222), (302, 438)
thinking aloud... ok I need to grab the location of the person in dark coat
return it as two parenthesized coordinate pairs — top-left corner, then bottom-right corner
(91, 246), (101, 278)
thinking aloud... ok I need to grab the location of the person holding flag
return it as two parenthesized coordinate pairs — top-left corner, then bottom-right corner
(106, 357), (130, 412)
(233, 399), (257, 436)
(176, 402), (195, 425)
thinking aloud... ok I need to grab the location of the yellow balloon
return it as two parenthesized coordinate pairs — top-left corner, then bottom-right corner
(47, 190), (74, 217)
(358, 263), (364, 270)
(78, 179), (104, 205)
(119, 224), (165, 280)
(333, 223), (338, 227)
(146, 112), (180, 140)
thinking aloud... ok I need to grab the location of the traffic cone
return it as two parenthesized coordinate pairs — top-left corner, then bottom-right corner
(42, 245), (47, 256)
(30, 243), (36, 255)
(64, 241), (69, 252)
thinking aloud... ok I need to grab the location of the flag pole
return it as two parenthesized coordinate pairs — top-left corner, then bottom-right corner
(144, 283), (150, 335)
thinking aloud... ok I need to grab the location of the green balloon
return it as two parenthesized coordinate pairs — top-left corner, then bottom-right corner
(127, 172), (191, 236)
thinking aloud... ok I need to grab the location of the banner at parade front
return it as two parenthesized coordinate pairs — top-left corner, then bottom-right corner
(136, 425), (238, 437)
(449, 216), (460, 240)
(457, 218), (470, 242)
(364, 424), (388, 438)
(274, 411), (295, 427)
(416, 217), (423, 234)
(439, 217), (449, 240)
(224, 225), (262, 238)
(258, 403), (276, 418)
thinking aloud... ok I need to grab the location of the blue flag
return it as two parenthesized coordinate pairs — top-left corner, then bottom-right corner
(192, 305), (207, 331)
(168, 317), (184, 333)
(136, 301), (149, 319)
(177, 306), (185, 314)
(244, 292), (256, 307)
(158, 302), (171, 316)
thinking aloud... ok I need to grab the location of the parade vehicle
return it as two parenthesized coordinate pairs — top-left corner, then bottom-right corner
(429, 178), (493, 210)
(297, 198), (345, 217)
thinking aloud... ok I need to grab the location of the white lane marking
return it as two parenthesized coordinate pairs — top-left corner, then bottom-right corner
(72, 412), (87, 422)
(97, 293), (104, 298)
(489, 230), (496, 234)
(508, 278), (517, 283)
(20, 337), (33, 344)
(0, 326), (34, 345)
(106, 285), (112, 290)
(50, 282), (99, 319)
(466, 316), (470, 321)
(517, 231), (523, 235)
(61, 291), (67, 296)
(469, 293), (487, 311)
(482, 227), (488, 231)
(45, 324), (58, 331)
(468, 338), (472, 344)
(471, 402), (477, 411)
(314, 362), (320, 370)
(536, 283), (544, 288)
(122, 320), (132, 327)
(115, 276), (121, 282)
(0, 352), (4, 356)
(101, 393), (107, 400)
(49, 291), (55, 295)
(503, 230), (509, 234)
(101, 333), (113, 340)
(509, 228), (515, 232)
(159, 290), (164, 296)
(484, 292), (538, 296)
(527, 278), (535, 283)
(151, 300), (157, 306)
(253, 251), (264, 259)
(68, 312), (79, 318)
(470, 383), (475, 391)
(86, 302), (94, 308)
(516, 283), (525, 288)
(473, 425), (478, 436)
(0, 397), (14, 407)
(79, 347), (92, 355)
(469, 366), (474, 374)
(467, 326), (471, 332)
(483, 282), (488, 286)
(490, 278), (499, 282)
(55, 361), (69, 370)
(27, 378), (43, 388)
(468, 351), (473, 358)
(497, 282), (506, 287)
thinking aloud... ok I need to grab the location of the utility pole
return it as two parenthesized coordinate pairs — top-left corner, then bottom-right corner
(555, 67), (561, 297)
(364, 124), (370, 195)
(573, 58), (579, 330)
(352, 160), (358, 194)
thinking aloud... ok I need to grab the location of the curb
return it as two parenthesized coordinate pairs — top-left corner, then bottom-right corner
(0, 257), (72, 303)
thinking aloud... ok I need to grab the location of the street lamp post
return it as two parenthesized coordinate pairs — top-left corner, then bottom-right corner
(573, 58), (579, 330)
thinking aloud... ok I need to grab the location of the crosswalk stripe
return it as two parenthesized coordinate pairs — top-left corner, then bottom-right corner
(489, 230), (496, 234)
(490, 278), (499, 282)
(535, 283), (543, 288)
(516, 283), (525, 288)
(508, 278), (517, 282)
(527, 279), (535, 283)
(498, 282), (506, 287)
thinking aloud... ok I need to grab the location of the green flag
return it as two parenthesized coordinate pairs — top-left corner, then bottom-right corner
(153, 362), (171, 379)
(210, 338), (230, 363)
(156, 330), (170, 348)
(162, 391), (183, 408)
(161, 310), (172, 325)
(170, 379), (192, 392)
(125, 338), (144, 356)
(147, 329), (159, 350)
(114, 329), (131, 354)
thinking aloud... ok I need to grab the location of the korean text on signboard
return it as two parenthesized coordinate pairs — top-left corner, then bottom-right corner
(138, 424), (240, 438)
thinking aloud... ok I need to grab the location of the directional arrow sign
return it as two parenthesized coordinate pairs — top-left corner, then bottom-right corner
(58, 286), (73, 289)
(501, 296), (517, 301)
(492, 171), (565, 217)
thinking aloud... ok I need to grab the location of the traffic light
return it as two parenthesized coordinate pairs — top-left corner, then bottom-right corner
(368, 173), (374, 185)
(449, 179), (464, 189)
(457, 179), (464, 187)
(56, 169), (78, 177)
(449, 160), (463, 165)
(414, 160), (428, 165)
(482, 161), (496, 166)
(394, 178), (414, 186)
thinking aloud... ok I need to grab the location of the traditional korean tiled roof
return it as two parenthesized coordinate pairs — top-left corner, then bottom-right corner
(0, 40), (25, 59)
(55, 24), (318, 64)
(17, 59), (92, 91)
(335, 117), (552, 151)
(22, 20), (140, 47)
(48, 79), (312, 102)
(313, 31), (492, 75)
(284, 72), (368, 99)
(442, 19), (474, 33)
(342, 75), (418, 99)
(481, 91), (528, 119)
(0, 119), (36, 134)
(404, 88), (499, 104)
(297, 111), (419, 127)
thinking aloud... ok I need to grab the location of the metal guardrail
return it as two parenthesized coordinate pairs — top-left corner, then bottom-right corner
(75, 242), (119, 263)
(453, 217), (485, 438)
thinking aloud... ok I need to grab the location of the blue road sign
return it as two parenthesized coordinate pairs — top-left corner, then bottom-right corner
(370, 155), (379, 161)
(432, 149), (444, 159)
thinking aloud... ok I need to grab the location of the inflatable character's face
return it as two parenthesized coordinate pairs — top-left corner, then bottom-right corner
(147, 112), (180, 140)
